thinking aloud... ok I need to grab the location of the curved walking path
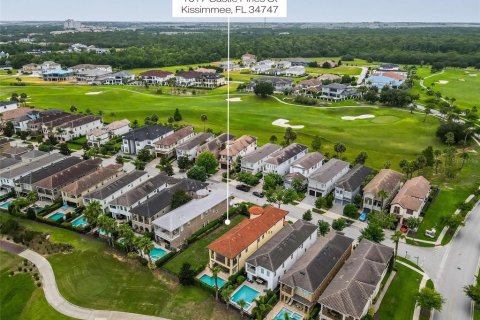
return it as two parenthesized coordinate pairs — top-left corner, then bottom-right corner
(0, 240), (167, 320)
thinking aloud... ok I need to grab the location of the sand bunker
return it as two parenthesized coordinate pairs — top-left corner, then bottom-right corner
(85, 92), (103, 95)
(341, 114), (376, 121)
(226, 97), (242, 102)
(272, 119), (304, 129)
(468, 74), (477, 77)
(459, 79), (465, 82)
(437, 80), (449, 84)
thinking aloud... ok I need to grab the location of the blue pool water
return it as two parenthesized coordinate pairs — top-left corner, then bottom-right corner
(61, 204), (70, 210)
(149, 247), (167, 262)
(0, 201), (11, 209)
(71, 215), (88, 227)
(273, 307), (303, 320)
(98, 228), (111, 236)
(231, 284), (260, 310)
(199, 274), (226, 288)
(49, 212), (65, 222)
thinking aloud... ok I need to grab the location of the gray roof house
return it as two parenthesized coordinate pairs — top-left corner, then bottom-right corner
(241, 143), (281, 175)
(308, 159), (350, 197)
(321, 83), (359, 101)
(175, 132), (214, 160)
(153, 189), (228, 249)
(122, 125), (174, 155)
(279, 232), (354, 314)
(0, 157), (21, 173)
(130, 178), (208, 234)
(245, 220), (318, 290)
(246, 77), (294, 93)
(318, 240), (394, 320)
(83, 170), (149, 209)
(334, 165), (373, 205)
(264, 143), (309, 176)
(108, 173), (179, 220)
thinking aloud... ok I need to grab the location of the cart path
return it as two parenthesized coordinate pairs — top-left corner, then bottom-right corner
(0, 240), (168, 320)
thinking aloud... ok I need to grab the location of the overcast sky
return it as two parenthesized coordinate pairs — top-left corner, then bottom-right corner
(1, 0), (479, 23)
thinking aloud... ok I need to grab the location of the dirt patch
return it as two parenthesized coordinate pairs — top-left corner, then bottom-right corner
(272, 119), (304, 129)
(341, 114), (376, 121)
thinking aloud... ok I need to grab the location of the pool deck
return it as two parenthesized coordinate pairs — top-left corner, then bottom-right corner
(266, 302), (306, 320)
(196, 268), (229, 282)
(230, 280), (268, 315)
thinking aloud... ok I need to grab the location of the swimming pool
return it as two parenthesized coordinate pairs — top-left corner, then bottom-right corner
(273, 307), (303, 320)
(71, 215), (88, 228)
(199, 274), (226, 288)
(0, 201), (11, 210)
(230, 284), (260, 311)
(149, 247), (168, 262)
(61, 204), (70, 211)
(49, 212), (65, 222)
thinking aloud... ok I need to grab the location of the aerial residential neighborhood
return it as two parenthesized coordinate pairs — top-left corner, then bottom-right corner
(0, 2), (479, 320)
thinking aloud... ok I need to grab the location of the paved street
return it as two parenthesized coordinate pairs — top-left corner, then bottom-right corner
(211, 178), (479, 320)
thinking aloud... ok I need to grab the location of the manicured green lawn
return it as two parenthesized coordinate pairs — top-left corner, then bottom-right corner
(0, 85), (442, 170)
(475, 271), (480, 320)
(376, 263), (422, 320)
(412, 67), (480, 111)
(164, 215), (246, 275)
(2, 217), (237, 320)
(415, 150), (480, 242)
(0, 250), (72, 320)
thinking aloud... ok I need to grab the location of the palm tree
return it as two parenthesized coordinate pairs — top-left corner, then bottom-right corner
(135, 236), (154, 263)
(118, 223), (135, 252)
(84, 200), (102, 226)
(391, 231), (406, 260)
(334, 142), (346, 158)
(70, 105), (77, 113)
(434, 149), (442, 174)
(220, 285), (233, 310)
(97, 214), (117, 247)
(26, 191), (38, 204)
(460, 152), (469, 168)
(377, 190), (389, 210)
(200, 114), (208, 132)
(237, 299), (247, 319)
(209, 265), (221, 300)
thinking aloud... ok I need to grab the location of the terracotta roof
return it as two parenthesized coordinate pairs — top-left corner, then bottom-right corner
(248, 206), (264, 216)
(154, 126), (194, 147)
(298, 78), (322, 87)
(60, 164), (122, 196)
(363, 169), (403, 195)
(219, 135), (256, 157)
(391, 176), (431, 211)
(140, 70), (173, 78)
(208, 206), (288, 259)
(376, 71), (407, 81)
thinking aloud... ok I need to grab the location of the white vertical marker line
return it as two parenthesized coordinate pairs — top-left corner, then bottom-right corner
(225, 17), (231, 226)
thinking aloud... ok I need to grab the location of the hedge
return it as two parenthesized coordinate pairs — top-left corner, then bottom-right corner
(154, 251), (177, 268)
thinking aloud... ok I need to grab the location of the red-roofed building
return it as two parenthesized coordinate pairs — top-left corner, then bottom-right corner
(208, 206), (288, 275)
(140, 70), (174, 85)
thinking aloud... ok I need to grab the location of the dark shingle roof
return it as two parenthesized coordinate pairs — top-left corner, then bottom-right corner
(318, 240), (394, 319)
(246, 220), (317, 271)
(18, 157), (83, 185)
(280, 233), (353, 293)
(109, 174), (179, 207)
(291, 152), (325, 170)
(335, 165), (373, 192)
(86, 170), (148, 200)
(242, 143), (281, 164)
(130, 178), (208, 218)
(34, 158), (102, 189)
(176, 133), (213, 151)
(0, 157), (20, 170)
(122, 125), (173, 142)
(265, 143), (308, 165)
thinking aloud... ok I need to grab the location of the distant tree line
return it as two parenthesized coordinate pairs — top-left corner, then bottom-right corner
(1, 27), (479, 69)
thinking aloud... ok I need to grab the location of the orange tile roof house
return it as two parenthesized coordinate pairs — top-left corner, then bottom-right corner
(208, 206), (288, 276)
(362, 169), (404, 212)
(390, 176), (431, 222)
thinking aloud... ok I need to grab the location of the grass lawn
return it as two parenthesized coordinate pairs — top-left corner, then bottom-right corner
(412, 67), (480, 111)
(415, 149), (480, 242)
(0, 250), (73, 320)
(2, 216), (237, 320)
(164, 215), (246, 275)
(376, 263), (422, 320)
(0, 85), (443, 170)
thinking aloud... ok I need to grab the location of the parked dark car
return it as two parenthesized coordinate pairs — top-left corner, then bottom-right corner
(236, 184), (251, 192)
(253, 191), (264, 198)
